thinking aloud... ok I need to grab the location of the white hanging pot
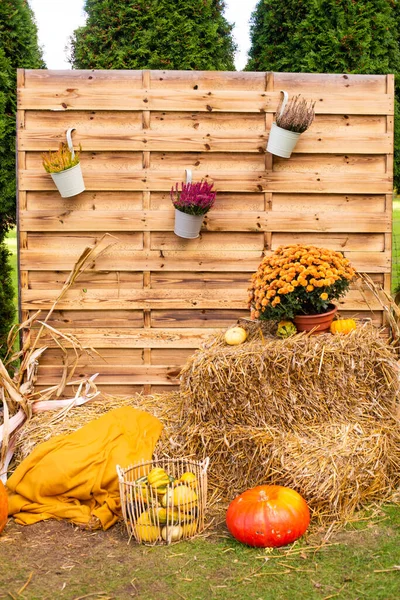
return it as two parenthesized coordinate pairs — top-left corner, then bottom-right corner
(51, 163), (85, 198)
(267, 122), (301, 158)
(174, 209), (204, 239)
(267, 90), (301, 158)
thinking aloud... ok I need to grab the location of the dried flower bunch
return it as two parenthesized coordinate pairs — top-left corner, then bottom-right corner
(276, 94), (316, 134)
(171, 181), (216, 216)
(42, 142), (81, 173)
(248, 244), (356, 321)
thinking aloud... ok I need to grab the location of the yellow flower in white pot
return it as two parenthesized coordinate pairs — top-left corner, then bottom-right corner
(42, 140), (85, 198)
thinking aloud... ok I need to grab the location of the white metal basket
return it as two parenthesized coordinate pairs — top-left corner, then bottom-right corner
(117, 456), (209, 545)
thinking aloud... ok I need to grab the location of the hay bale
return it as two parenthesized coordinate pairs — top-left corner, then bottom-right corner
(180, 322), (400, 429)
(177, 322), (400, 520)
(268, 421), (400, 522)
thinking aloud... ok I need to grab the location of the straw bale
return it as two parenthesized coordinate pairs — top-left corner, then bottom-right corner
(267, 421), (400, 522)
(180, 322), (400, 430)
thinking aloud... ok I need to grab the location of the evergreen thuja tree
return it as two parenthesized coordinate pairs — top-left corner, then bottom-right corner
(69, 0), (236, 70)
(246, 0), (400, 189)
(0, 0), (45, 230)
(0, 0), (44, 356)
(0, 243), (16, 359)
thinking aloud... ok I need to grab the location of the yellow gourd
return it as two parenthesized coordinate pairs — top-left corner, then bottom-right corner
(149, 507), (180, 525)
(177, 472), (197, 488)
(147, 467), (170, 489)
(173, 485), (198, 512)
(276, 320), (297, 338)
(224, 326), (248, 345)
(330, 319), (357, 335)
(134, 511), (160, 543)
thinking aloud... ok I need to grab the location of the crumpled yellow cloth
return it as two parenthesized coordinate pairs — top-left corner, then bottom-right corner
(6, 406), (163, 530)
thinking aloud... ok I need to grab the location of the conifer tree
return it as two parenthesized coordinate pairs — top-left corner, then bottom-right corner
(69, 0), (236, 70)
(246, 0), (400, 189)
(0, 0), (44, 231)
(0, 0), (44, 355)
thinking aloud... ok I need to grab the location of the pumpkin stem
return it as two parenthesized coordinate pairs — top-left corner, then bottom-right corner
(259, 490), (268, 501)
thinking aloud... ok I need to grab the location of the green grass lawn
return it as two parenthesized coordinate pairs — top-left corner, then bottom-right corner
(1, 505), (400, 600)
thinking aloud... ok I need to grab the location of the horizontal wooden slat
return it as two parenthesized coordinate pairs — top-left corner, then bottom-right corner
(21, 288), (248, 310)
(272, 194), (386, 213)
(31, 309), (144, 328)
(24, 111), (388, 136)
(20, 248), (390, 273)
(20, 249), (264, 272)
(273, 72), (388, 93)
(19, 210), (390, 233)
(39, 328), (220, 348)
(38, 347), (145, 366)
(21, 288), (383, 312)
(151, 309), (248, 328)
(273, 153), (386, 174)
(271, 233), (385, 252)
(23, 69), (267, 91)
(18, 88), (394, 115)
(150, 272), (251, 289)
(28, 271), (143, 290)
(33, 384), (148, 396)
(25, 190), (268, 212)
(36, 365), (181, 386)
(19, 170), (393, 193)
(19, 129), (392, 154)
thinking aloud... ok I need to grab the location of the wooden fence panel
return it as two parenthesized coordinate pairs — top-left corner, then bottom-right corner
(17, 70), (394, 395)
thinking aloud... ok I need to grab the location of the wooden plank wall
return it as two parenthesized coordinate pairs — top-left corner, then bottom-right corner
(17, 70), (394, 395)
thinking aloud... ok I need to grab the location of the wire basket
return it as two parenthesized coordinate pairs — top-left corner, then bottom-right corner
(117, 456), (209, 545)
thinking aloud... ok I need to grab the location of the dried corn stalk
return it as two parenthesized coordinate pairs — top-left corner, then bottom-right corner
(0, 233), (119, 482)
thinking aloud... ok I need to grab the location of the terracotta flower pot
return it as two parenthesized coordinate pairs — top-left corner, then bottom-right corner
(293, 304), (337, 335)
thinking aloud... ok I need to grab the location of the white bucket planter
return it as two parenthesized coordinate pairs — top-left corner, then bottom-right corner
(174, 209), (204, 239)
(50, 163), (85, 198)
(267, 122), (301, 158)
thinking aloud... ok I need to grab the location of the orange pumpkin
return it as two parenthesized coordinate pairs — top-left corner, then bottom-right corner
(226, 485), (310, 548)
(330, 319), (357, 335)
(0, 480), (8, 534)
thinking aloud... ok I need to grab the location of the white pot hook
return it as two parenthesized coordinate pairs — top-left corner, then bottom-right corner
(278, 90), (289, 118)
(66, 127), (76, 159)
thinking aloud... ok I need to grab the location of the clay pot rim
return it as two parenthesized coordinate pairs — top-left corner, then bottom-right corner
(293, 303), (337, 322)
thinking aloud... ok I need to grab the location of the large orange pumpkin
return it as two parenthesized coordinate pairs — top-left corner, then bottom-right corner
(0, 480), (8, 534)
(226, 485), (310, 548)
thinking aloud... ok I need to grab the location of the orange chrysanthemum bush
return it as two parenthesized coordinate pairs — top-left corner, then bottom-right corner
(248, 245), (356, 321)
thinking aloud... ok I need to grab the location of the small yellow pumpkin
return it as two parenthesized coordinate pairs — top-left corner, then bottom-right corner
(224, 326), (248, 345)
(330, 319), (357, 335)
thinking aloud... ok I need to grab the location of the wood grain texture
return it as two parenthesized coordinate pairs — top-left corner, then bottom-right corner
(17, 70), (394, 393)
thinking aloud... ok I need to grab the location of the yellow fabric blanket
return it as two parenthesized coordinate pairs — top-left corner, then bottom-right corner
(6, 406), (163, 530)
